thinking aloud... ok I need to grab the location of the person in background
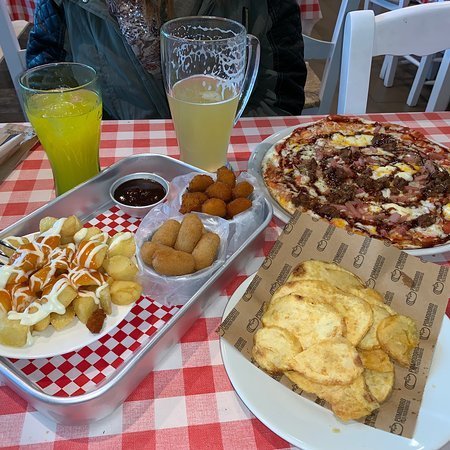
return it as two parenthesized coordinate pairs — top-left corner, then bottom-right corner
(26, 0), (307, 120)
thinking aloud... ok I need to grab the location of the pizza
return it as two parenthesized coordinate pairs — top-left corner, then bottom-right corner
(262, 115), (450, 249)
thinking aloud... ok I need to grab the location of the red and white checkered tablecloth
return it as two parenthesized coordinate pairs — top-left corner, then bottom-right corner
(0, 113), (449, 450)
(5, 0), (323, 25)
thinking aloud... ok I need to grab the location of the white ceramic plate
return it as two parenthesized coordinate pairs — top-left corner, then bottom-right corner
(247, 123), (450, 260)
(0, 302), (134, 359)
(220, 275), (450, 450)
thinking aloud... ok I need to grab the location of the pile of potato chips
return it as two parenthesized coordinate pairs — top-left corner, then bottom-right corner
(252, 260), (419, 421)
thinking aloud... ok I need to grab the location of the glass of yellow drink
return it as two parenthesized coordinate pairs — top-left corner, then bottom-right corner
(19, 63), (102, 195)
(161, 17), (260, 172)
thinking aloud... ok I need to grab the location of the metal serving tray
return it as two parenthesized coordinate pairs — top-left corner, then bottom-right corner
(0, 154), (273, 424)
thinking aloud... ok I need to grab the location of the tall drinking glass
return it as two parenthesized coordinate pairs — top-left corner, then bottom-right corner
(161, 16), (260, 172)
(19, 63), (102, 195)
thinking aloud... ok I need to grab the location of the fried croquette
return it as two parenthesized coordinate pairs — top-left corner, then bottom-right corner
(205, 181), (232, 202)
(216, 166), (236, 187)
(188, 174), (214, 192)
(201, 198), (227, 218)
(227, 198), (252, 218)
(174, 214), (204, 253)
(192, 232), (220, 270)
(179, 192), (208, 214)
(232, 181), (254, 199)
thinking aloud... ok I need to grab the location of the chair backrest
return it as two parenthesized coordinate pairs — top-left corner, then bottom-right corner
(302, 0), (360, 114)
(337, 3), (450, 114)
(0, 1), (27, 112)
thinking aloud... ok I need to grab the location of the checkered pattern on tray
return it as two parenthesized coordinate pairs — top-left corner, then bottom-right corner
(9, 206), (181, 397)
(1, 113), (450, 449)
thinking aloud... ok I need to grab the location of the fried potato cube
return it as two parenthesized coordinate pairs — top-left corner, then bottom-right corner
(192, 232), (220, 271)
(76, 241), (108, 270)
(174, 214), (203, 253)
(179, 192), (208, 214)
(201, 198), (227, 218)
(188, 174), (214, 192)
(226, 198), (252, 218)
(205, 181), (232, 202)
(73, 295), (99, 324)
(287, 337), (363, 385)
(252, 326), (302, 374)
(152, 247), (196, 276)
(358, 304), (392, 351)
(0, 289), (12, 313)
(262, 294), (345, 349)
(98, 284), (112, 315)
(39, 216), (58, 233)
(60, 215), (83, 244)
(110, 281), (142, 305)
(216, 166), (236, 187)
(103, 255), (138, 281)
(377, 314), (419, 367)
(42, 281), (78, 308)
(363, 368), (394, 404)
(0, 312), (29, 347)
(107, 232), (136, 258)
(33, 315), (50, 332)
(50, 305), (75, 331)
(232, 181), (254, 199)
(140, 242), (170, 267)
(73, 226), (103, 245)
(151, 219), (181, 247)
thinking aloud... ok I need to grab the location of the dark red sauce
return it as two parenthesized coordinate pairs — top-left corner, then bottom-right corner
(114, 178), (166, 207)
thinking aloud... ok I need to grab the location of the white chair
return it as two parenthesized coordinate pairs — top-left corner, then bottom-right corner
(0, 1), (27, 112)
(338, 3), (450, 114)
(302, 0), (360, 114)
(364, 0), (447, 109)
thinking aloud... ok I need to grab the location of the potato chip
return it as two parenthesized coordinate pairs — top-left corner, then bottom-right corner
(364, 369), (394, 404)
(358, 304), (392, 351)
(377, 315), (419, 367)
(252, 326), (302, 374)
(289, 260), (364, 292)
(262, 294), (345, 349)
(272, 280), (372, 346)
(358, 348), (393, 373)
(350, 287), (395, 315)
(285, 370), (379, 421)
(287, 337), (363, 385)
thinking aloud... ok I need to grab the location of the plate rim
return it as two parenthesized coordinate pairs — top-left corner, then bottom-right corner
(219, 274), (450, 450)
(247, 121), (450, 257)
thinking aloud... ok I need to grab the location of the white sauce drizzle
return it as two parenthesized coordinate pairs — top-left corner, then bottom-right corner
(73, 228), (88, 245)
(0, 265), (16, 289)
(40, 217), (66, 237)
(83, 243), (107, 268)
(78, 289), (100, 305)
(109, 232), (132, 252)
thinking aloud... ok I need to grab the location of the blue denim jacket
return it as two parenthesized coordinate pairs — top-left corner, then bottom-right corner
(27, 0), (306, 119)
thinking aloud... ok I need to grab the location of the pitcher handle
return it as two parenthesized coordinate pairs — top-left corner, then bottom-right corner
(234, 34), (261, 125)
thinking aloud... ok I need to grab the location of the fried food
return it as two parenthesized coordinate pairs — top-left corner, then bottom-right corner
(151, 219), (181, 247)
(216, 166), (236, 187)
(179, 192), (208, 214)
(250, 259), (419, 422)
(191, 232), (220, 271)
(0, 215), (142, 347)
(252, 326), (302, 374)
(152, 247), (196, 276)
(262, 294), (345, 349)
(271, 280), (372, 346)
(174, 213), (203, 253)
(188, 174), (214, 192)
(287, 337), (363, 385)
(205, 181), (233, 202)
(110, 281), (142, 305)
(201, 198), (227, 218)
(232, 181), (254, 199)
(377, 314), (419, 367)
(226, 198), (252, 218)
(140, 242), (171, 267)
(86, 308), (106, 334)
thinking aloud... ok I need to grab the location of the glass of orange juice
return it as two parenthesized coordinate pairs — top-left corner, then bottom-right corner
(19, 63), (102, 195)
(161, 17), (260, 172)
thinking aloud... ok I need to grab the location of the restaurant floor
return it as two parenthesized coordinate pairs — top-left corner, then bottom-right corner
(0, 0), (448, 123)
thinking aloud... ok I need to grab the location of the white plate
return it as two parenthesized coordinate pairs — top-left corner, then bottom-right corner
(247, 123), (450, 260)
(0, 302), (134, 359)
(220, 275), (450, 450)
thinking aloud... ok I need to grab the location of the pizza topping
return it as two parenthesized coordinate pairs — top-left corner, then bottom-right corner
(262, 116), (450, 248)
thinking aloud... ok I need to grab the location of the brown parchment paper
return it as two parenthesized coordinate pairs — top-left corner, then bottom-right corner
(218, 211), (449, 439)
